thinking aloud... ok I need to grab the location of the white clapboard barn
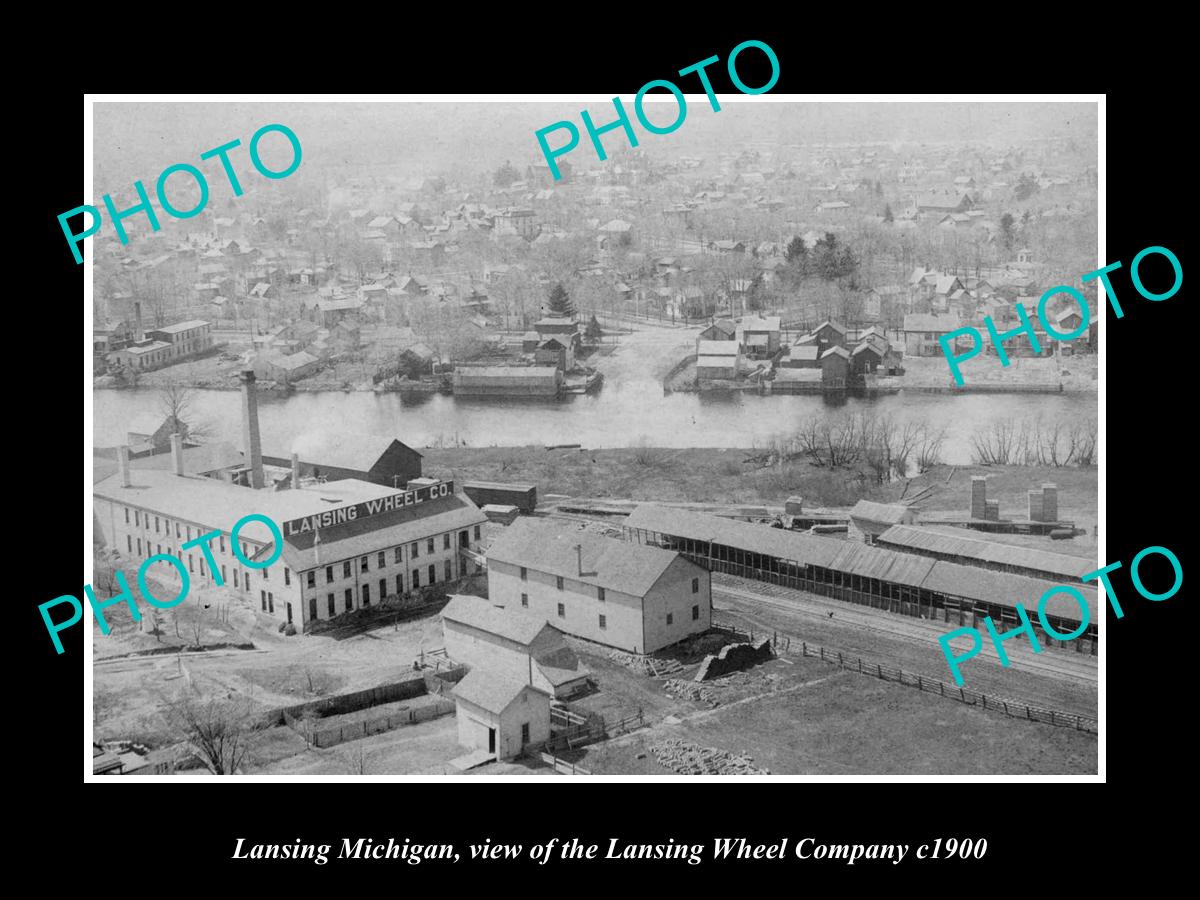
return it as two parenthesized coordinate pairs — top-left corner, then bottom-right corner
(441, 595), (590, 698)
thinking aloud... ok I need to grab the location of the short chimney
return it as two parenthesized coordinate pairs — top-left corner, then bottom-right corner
(1041, 483), (1058, 522)
(171, 432), (185, 476)
(291, 452), (301, 489)
(970, 476), (987, 520)
(1028, 489), (1044, 522)
(133, 301), (143, 342)
(118, 445), (132, 488)
(239, 369), (265, 489)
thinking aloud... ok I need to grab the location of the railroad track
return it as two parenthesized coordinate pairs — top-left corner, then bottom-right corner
(540, 508), (1098, 685)
(714, 577), (1098, 686)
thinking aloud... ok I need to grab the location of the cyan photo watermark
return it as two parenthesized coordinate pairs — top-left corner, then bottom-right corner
(939, 544), (1182, 685)
(59, 123), (302, 264)
(939, 245), (1182, 385)
(534, 40), (780, 180)
(44, 513), (283, 654)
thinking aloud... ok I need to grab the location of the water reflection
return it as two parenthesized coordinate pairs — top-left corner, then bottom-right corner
(92, 387), (1095, 466)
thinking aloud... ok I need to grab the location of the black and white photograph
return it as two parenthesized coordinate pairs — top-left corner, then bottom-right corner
(84, 96), (1101, 779)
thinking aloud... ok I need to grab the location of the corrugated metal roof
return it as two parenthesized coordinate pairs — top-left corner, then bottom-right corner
(849, 500), (913, 525)
(877, 525), (1094, 580)
(827, 542), (935, 588)
(626, 505), (1094, 622)
(624, 505), (842, 568)
(921, 562), (1096, 621)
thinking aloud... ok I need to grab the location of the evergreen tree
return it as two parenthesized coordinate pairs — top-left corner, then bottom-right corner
(547, 282), (575, 317)
(785, 235), (807, 264)
(1000, 212), (1017, 250)
(1014, 173), (1040, 201)
(493, 160), (520, 188)
(585, 315), (603, 342)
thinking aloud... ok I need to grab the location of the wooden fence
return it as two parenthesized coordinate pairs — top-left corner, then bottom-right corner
(536, 751), (592, 776)
(712, 620), (1097, 734)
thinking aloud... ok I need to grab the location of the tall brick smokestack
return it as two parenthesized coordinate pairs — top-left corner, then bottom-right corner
(240, 369), (264, 489)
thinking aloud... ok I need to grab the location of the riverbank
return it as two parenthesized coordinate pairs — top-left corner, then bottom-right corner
(421, 446), (1097, 529)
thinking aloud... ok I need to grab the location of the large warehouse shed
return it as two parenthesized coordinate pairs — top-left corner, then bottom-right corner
(622, 505), (1097, 654)
(874, 524), (1096, 583)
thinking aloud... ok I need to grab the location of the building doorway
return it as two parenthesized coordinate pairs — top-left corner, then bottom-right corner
(286, 602), (292, 624)
(488, 727), (496, 755)
(309, 597), (317, 622)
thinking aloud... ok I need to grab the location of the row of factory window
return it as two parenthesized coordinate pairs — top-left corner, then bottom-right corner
(300, 562), (452, 615)
(123, 507), (262, 567)
(125, 532), (453, 614)
(299, 526), (480, 588)
(126, 535), (259, 592)
(517, 591), (701, 626)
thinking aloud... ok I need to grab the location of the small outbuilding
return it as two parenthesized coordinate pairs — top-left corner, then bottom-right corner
(453, 670), (552, 761)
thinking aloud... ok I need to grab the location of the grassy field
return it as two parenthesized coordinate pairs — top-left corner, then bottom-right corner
(582, 666), (1097, 775)
(713, 602), (1096, 717)
(567, 643), (1094, 775)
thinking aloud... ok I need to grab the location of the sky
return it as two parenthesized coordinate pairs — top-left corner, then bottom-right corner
(92, 100), (1098, 187)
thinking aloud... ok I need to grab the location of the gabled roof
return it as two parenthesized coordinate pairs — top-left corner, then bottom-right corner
(442, 594), (550, 646)
(268, 432), (422, 470)
(849, 500), (913, 524)
(812, 319), (846, 335)
(903, 313), (962, 333)
(821, 346), (850, 360)
(453, 669), (547, 715)
(741, 316), (781, 331)
(697, 341), (740, 357)
(486, 517), (690, 598)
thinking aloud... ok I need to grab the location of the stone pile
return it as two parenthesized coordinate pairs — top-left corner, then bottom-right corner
(662, 678), (719, 706)
(608, 650), (654, 675)
(649, 739), (770, 775)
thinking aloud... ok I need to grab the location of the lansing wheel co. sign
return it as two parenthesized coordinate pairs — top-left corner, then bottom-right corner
(282, 481), (454, 537)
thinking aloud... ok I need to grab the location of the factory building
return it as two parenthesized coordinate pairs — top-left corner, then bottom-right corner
(485, 518), (711, 654)
(92, 370), (487, 634)
(623, 504), (1097, 654)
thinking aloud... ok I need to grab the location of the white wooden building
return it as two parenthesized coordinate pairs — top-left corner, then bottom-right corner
(484, 518), (711, 654)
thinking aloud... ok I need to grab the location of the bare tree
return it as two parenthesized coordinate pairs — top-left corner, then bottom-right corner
(914, 425), (948, 473)
(158, 381), (212, 442)
(161, 691), (257, 775)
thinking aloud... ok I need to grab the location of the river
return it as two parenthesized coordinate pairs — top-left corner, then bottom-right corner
(92, 385), (1094, 466)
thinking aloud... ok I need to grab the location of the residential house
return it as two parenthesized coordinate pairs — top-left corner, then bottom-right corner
(902, 313), (963, 357)
(738, 316), (782, 359)
(696, 319), (736, 343)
